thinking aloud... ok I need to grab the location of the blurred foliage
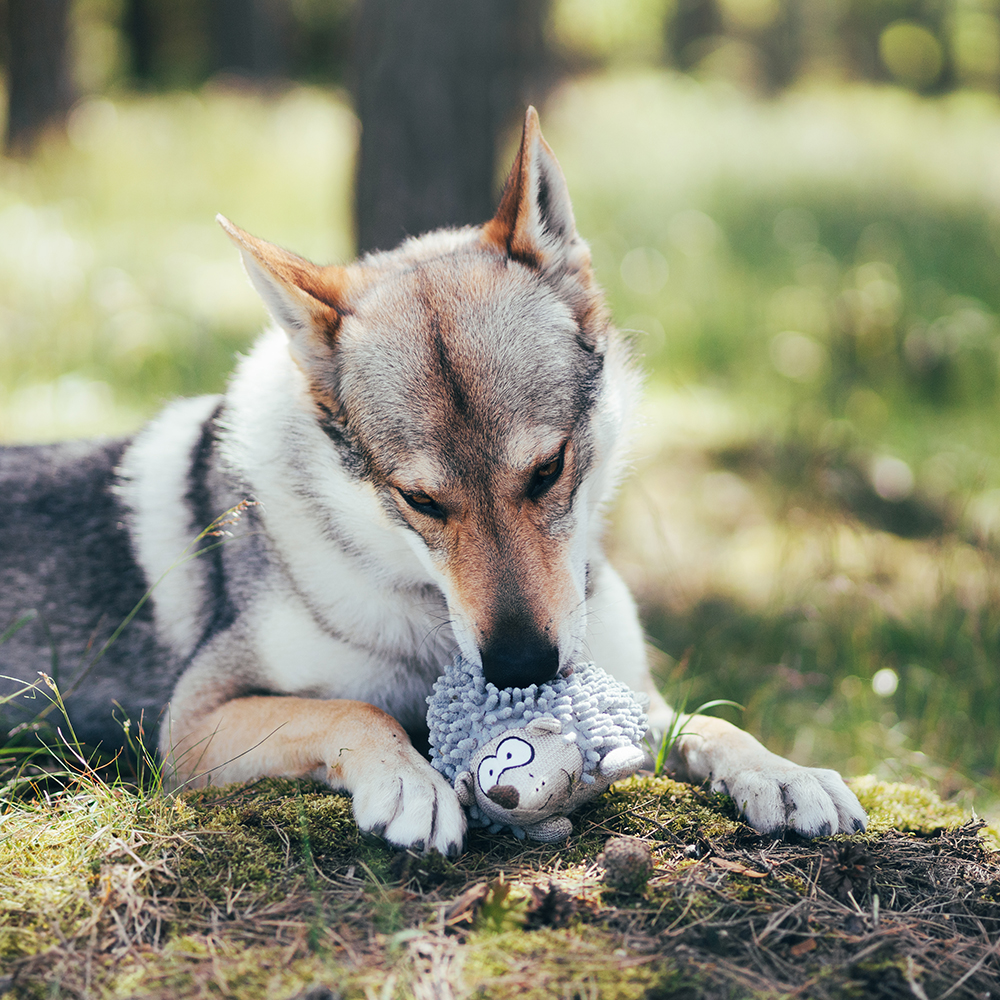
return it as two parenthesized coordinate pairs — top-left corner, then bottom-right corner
(545, 76), (1000, 497)
(8, 0), (999, 102)
(0, 86), (355, 439)
(644, 586), (1000, 807)
(548, 0), (1000, 94)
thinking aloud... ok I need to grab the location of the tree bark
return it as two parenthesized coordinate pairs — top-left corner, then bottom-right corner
(208, 0), (290, 80)
(352, 0), (550, 255)
(4, 0), (75, 155)
(122, 0), (156, 83)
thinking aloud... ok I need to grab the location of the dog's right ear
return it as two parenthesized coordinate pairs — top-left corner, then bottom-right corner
(217, 215), (349, 364)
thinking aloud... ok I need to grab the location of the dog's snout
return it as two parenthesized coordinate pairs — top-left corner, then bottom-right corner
(481, 622), (559, 690)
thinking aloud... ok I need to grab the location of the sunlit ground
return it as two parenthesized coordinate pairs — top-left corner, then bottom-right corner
(2, 70), (999, 818)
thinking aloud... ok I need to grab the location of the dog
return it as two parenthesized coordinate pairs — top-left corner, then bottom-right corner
(0, 108), (866, 854)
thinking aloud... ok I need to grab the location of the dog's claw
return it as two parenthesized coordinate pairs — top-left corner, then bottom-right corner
(720, 758), (868, 838)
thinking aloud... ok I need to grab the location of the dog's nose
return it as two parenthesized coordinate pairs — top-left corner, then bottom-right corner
(481, 626), (559, 690)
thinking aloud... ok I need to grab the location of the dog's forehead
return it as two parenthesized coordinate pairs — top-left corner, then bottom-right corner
(336, 252), (602, 463)
(347, 252), (578, 362)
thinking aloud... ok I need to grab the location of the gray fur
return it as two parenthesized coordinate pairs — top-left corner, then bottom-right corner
(0, 439), (178, 748)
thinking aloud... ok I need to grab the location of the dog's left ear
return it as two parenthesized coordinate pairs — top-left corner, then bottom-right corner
(217, 215), (349, 369)
(482, 107), (592, 283)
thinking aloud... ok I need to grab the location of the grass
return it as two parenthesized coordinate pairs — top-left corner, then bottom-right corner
(2, 771), (997, 998)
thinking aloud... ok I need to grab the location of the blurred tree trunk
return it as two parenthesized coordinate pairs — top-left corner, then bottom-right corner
(3, 0), (75, 155)
(352, 0), (551, 255)
(208, 0), (290, 80)
(667, 0), (723, 70)
(123, 0), (156, 84)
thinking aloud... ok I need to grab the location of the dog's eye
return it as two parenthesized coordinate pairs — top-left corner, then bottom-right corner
(527, 444), (566, 499)
(400, 490), (445, 519)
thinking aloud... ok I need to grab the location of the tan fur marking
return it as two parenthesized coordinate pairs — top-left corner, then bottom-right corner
(166, 695), (412, 789)
(449, 516), (577, 645)
(397, 444), (581, 647)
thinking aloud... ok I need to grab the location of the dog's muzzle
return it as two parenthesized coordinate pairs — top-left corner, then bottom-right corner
(480, 617), (559, 690)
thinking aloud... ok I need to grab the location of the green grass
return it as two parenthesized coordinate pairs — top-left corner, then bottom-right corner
(3, 69), (1000, 823)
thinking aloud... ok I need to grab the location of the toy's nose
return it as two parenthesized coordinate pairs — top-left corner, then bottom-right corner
(480, 616), (558, 689)
(486, 785), (520, 809)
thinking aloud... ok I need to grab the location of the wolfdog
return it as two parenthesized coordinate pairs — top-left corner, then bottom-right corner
(0, 109), (866, 853)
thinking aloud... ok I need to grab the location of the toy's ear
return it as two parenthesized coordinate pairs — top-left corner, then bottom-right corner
(455, 771), (475, 807)
(526, 717), (562, 736)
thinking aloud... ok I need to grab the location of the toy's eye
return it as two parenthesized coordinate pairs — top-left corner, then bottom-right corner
(478, 736), (534, 790)
(527, 443), (566, 499)
(400, 490), (446, 519)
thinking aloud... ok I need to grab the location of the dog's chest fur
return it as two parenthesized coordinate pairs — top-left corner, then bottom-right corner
(114, 337), (463, 738)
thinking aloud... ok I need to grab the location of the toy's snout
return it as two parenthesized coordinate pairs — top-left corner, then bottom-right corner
(486, 785), (520, 809)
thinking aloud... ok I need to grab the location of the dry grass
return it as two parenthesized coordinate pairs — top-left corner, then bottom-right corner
(2, 774), (998, 999)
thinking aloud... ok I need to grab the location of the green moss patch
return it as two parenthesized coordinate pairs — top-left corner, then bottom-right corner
(851, 774), (980, 836)
(3, 774), (999, 1000)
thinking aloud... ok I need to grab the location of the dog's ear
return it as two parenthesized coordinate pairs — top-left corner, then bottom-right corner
(217, 215), (348, 362)
(483, 107), (590, 280)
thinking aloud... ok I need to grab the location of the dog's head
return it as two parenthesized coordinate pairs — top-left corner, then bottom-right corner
(220, 109), (637, 690)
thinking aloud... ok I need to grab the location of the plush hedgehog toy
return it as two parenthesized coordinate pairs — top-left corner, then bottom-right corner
(426, 657), (648, 842)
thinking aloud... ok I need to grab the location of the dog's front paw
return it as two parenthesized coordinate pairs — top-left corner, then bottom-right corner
(714, 755), (867, 837)
(349, 749), (467, 856)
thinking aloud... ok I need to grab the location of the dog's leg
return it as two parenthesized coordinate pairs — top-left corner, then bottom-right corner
(584, 561), (866, 836)
(162, 695), (466, 855)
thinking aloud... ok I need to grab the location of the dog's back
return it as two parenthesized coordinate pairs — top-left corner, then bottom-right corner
(0, 439), (178, 748)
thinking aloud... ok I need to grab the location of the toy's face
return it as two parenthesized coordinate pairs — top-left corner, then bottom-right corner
(471, 729), (585, 826)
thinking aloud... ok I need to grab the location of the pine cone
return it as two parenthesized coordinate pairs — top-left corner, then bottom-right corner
(818, 842), (875, 903)
(525, 881), (578, 928)
(600, 837), (653, 893)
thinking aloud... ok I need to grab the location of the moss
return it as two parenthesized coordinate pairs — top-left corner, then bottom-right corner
(5, 771), (997, 999)
(460, 926), (677, 999)
(95, 935), (361, 1000)
(598, 776), (747, 842)
(850, 776), (974, 836)
(171, 778), (373, 908)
